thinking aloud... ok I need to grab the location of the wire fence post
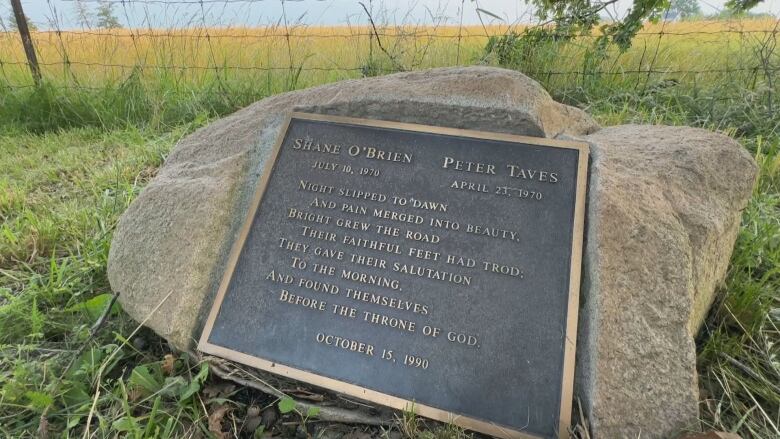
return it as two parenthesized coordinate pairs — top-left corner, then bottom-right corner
(10, 0), (41, 86)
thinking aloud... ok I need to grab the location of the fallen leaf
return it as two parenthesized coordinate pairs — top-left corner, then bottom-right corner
(161, 354), (176, 375)
(208, 405), (231, 439)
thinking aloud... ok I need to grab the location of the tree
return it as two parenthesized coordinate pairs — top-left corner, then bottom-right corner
(72, 0), (93, 29)
(528, 0), (765, 49)
(95, 1), (121, 29)
(7, 12), (37, 32)
(726, 0), (763, 11)
(669, 0), (702, 20)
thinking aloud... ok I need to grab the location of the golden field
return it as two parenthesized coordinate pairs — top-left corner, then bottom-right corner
(0, 18), (776, 90)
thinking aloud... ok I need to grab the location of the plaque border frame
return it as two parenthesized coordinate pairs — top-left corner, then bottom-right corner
(198, 112), (589, 439)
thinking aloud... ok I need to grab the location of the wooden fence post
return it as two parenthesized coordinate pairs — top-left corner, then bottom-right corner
(10, 0), (41, 85)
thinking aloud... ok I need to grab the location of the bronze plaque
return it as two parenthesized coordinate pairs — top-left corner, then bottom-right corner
(199, 113), (588, 439)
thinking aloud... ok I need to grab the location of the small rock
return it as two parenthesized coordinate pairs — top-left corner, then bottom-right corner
(246, 405), (261, 418)
(243, 405), (263, 434)
(131, 336), (146, 351)
(243, 416), (263, 435)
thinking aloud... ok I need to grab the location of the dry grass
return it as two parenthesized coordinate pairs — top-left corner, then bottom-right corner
(0, 19), (776, 88)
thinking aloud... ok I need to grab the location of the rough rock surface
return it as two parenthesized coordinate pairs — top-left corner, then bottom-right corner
(573, 125), (756, 438)
(107, 66), (756, 439)
(107, 66), (598, 351)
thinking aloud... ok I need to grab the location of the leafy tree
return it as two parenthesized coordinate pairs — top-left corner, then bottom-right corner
(726, 0), (763, 11)
(95, 1), (121, 29)
(7, 12), (37, 32)
(669, 0), (702, 20)
(528, 0), (765, 49)
(72, 0), (93, 29)
(526, 0), (664, 49)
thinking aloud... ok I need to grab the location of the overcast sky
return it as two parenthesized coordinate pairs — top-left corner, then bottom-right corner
(5, 0), (780, 30)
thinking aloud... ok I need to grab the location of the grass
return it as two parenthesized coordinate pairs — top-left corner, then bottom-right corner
(0, 20), (775, 84)
(0, 126), (186, 436)
(696, 135), (780, 436)
(0, 18), (777, 134)
(0, 16), (778, 439)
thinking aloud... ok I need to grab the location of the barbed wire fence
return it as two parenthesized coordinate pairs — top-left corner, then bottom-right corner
(0, 0), (778, 119)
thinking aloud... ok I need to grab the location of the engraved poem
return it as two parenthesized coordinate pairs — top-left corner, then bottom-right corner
(200, 114), (588, 439)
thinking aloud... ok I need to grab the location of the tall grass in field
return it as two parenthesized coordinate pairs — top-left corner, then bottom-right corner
(0, 20), (775, 84)
(0, 15), (778, 439)
(0, 18), (777, 132)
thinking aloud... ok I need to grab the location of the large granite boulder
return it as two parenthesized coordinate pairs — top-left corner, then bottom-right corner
(107, 66), (756, 438)
(575, 125), (756, 437)
(108, 66), (599, 351)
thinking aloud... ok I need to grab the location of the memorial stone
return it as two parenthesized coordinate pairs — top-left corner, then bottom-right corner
(108, 67), (757, 439)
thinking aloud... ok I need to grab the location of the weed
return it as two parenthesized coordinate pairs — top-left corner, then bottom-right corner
(396, 405), (472, 439)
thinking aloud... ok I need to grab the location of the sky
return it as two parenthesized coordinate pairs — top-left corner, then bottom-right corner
(4, 0), (780, 30)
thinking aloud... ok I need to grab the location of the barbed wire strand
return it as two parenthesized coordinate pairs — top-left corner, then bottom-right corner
(0, 0), (777, 96)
